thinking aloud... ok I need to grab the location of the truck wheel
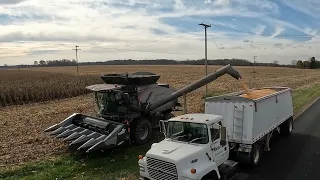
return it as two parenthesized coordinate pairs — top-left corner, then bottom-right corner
(280, 117), (293, 136)
(249, 143), (262, 167)
(131, 118), (152, 145)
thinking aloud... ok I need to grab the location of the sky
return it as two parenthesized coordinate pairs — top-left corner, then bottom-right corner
(0, 0), (319, 65)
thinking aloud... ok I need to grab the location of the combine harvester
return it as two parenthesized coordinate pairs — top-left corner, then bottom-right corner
(44, 64), (242, 153)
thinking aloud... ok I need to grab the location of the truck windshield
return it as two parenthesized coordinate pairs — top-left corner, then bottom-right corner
(95, 91), (121, 114)
(166, 121), (209, 144)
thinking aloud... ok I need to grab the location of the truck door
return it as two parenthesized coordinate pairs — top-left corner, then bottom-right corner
(210, 124), (228, 166)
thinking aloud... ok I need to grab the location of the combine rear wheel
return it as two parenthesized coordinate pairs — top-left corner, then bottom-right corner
(131, 118), (152, 145)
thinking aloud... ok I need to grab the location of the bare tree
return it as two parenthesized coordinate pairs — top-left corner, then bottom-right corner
(273, 60), (279, 66)
(291, 60), (297, 66)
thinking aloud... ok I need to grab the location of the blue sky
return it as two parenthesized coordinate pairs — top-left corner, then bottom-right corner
(0, 0), (319, 65)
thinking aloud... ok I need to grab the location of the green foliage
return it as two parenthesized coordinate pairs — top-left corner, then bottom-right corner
(310, 57), (316, 69)
(296, 60), (304, 69)
(303, 61), (310, 69)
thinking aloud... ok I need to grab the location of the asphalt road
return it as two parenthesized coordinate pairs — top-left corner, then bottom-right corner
(237, 98), (320, 180)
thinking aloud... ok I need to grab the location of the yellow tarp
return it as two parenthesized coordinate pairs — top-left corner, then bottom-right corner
(240, 89), (277, 99)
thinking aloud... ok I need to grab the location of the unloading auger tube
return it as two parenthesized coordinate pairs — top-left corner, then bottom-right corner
(146, 64), (242, 112)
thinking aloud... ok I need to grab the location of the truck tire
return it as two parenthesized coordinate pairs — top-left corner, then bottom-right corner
(280, 117), (293, 136)
(239, 143), (261, 167)
(131, 118), (152, 145)
(250, 143), (262, 166)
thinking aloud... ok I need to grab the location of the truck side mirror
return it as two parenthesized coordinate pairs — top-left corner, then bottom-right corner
(159, 120), (168, 137)
(220, 126), (227, 146)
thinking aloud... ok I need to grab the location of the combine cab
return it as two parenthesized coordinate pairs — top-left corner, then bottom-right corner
(44, 65), (242, 153)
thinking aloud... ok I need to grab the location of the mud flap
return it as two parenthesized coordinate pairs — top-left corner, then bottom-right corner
(44, 113), (129, 153)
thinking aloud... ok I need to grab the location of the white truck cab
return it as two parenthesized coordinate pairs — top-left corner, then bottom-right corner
(138, 113), (236, 180)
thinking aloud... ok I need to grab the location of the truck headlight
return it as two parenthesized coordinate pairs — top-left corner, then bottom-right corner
(139, 165), (145, 172)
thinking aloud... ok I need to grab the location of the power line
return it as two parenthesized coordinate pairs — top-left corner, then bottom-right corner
(211, 36), (224, 57)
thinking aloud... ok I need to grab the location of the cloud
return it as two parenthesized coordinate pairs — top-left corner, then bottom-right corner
(269, 25), (285, 38)
(229, 46), (243, 49)
(274, 43), (283, 47)
(0, 31), (120, 42)
(213, 0), (230, 6)
(0, 0), (319, 65)
(243, 40), (253, 43)
(0, 0), (25, 4)
(252, 25), (266, 35)
(279, 0), (320, 19)
(174, 0), (185, 10)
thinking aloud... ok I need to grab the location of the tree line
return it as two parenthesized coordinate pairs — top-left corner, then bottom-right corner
(1, 57), (318, 69)
(34, 59), (77, 66)
(293, 57), (320, 69)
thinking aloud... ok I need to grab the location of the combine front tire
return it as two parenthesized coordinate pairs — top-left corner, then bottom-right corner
(131, 118), (152, 145)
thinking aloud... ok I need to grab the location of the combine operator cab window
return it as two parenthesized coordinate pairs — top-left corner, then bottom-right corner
(167, 121), (209, 144)
(95, 91), (122, 114)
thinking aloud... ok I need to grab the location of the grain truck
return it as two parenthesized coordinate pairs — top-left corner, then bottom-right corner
(138, 87), (293, 180)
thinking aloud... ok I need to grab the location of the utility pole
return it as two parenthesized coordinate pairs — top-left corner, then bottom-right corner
(199, 23), (211, 96)
(253, 56), (257, 73)
(73, 45), (81, 75)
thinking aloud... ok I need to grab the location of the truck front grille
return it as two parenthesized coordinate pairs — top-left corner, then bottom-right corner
(146, 157), (178, 180)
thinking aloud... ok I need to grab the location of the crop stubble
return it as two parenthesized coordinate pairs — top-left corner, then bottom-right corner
(1, 65), (320, 167)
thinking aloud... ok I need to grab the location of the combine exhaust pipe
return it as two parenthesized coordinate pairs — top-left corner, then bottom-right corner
(146, 64), (241, 112)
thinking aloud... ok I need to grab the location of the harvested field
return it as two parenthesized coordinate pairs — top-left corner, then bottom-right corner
(1, 65), (320, 168)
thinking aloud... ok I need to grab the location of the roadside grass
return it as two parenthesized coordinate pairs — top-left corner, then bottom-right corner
(0, 142), (154, 180)
(1, 83), (320, 180)
(292, 83), (320, 115)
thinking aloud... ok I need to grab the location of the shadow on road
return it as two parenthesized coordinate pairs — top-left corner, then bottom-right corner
(240, 132), (320, 180)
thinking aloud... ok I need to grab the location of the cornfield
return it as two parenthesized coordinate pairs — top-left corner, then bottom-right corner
(0, 70), (102, 107)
